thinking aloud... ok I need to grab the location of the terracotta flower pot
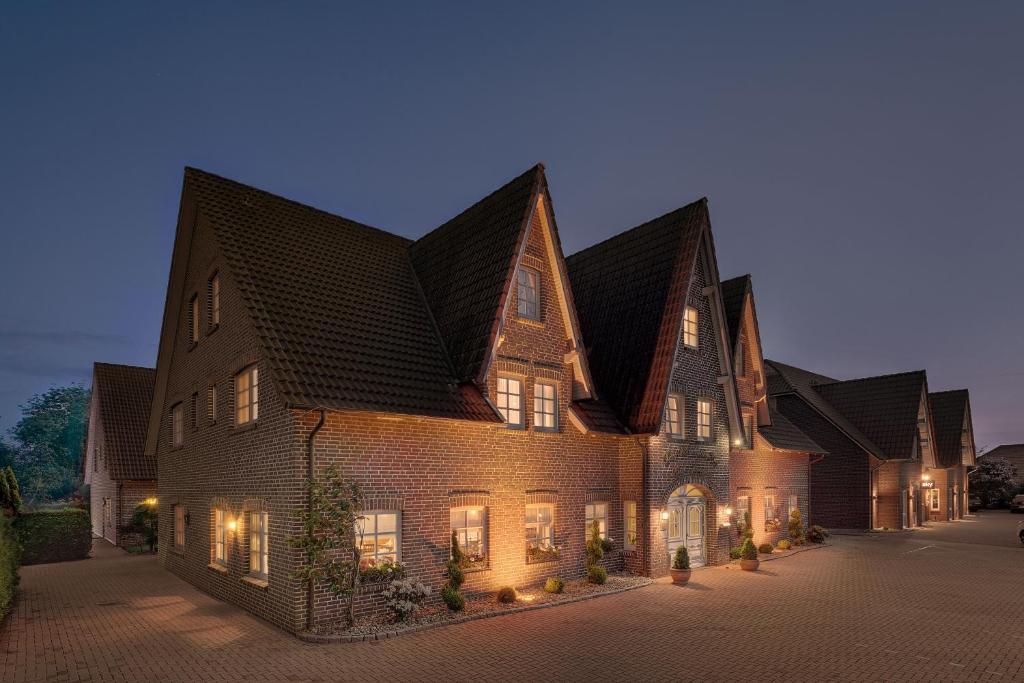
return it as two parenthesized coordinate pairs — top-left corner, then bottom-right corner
(670, 568), (691, 585)
(740, 558), (760, 571)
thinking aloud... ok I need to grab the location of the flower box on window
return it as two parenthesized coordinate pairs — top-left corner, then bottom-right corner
(526, 542), (561, 564)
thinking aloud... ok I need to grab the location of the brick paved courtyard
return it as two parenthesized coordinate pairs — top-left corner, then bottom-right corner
(2, 513), (1023, 682)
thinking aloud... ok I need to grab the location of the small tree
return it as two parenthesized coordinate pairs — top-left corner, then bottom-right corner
(788, 507), (804, 541)
(442, 530), (466, 611)
(672, 545), (690, 571)
(586, 519), (607, 584)
(9, 465), (24, 511)
(743, 510), (753, 540)
(131, 499), (159, 552)
(288, 464), (363, 627)
(970, 458), (1017, 507)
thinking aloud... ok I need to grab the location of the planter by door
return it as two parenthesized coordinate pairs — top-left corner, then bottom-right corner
(740, 558), (759, 571)
(670, 568), (691, 585)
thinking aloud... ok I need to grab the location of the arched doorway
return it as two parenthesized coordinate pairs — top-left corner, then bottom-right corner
(667, 484), (706, 568)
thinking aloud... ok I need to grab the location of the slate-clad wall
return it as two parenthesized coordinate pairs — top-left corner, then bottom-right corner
(643, 250), (732, 574)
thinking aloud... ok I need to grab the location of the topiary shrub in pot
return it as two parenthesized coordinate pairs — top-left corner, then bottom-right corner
(496, 586), (517, 604)
(757, 542), (774, 555)
(739, 538), (759, 571)
(544, 576), (564, 594)
(670, 545), (691, 585)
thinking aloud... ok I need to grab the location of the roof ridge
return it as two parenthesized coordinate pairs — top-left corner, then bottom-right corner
(184, 166), (410, 244)
(567, 198), (706, 260)
(928, 388), (968, 396)
(94, 361), (155, 372)
(815, 368), (926, 389)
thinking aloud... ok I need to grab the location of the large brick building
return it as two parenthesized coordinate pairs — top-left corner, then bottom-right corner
(83, 363), (157, 546)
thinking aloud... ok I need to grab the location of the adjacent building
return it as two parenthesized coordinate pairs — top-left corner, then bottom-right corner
(83, 363), (157, 546)
(924, 390), (977, 520)
(976, 444), (1024, 489)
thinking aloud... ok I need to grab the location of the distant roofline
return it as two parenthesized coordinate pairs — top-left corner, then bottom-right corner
(566, 198), (707, 261)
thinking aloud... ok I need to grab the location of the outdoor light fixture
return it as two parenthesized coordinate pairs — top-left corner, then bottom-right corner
(227, 518), (238, 532)
(661, 510), (669, 521)
(734, 438), (742, 446)
(922, 474), (931, 481)
(725, 506), (733, 516)
(144, 497), (158, 506)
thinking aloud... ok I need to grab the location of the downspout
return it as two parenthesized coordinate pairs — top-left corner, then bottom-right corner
(305, 409), (326, 632)
(634, 435), (650, 576)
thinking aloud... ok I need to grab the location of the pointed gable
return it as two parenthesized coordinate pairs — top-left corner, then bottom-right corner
(929, 389), (974, 468)
(720, 275), (750, 356)
(93, 363), (156, 480)
(409, 166), (542, 384)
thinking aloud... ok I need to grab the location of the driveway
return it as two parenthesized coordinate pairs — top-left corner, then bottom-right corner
(2, 514), (1023, 682)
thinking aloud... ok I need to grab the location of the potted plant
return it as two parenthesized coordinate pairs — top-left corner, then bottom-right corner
(739, 537), (759, 571)
(670, 545), (691, 585)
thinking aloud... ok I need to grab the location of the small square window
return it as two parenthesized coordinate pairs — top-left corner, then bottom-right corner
(696, 399), (712, 441)
(171, 403), (184, 448)
(496, 377), (523, 428)
(533, 381), (557, 431)
(683, 306), (698, 348)
(517, 267), (540, 321)
(664, 394), (683, 438)
(235, 365), (259, 425)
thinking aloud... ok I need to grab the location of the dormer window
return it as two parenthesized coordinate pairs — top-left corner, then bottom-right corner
(496, 376), (524, 428)
(683, 306), (698, 348)
(517, 267), (540, 321)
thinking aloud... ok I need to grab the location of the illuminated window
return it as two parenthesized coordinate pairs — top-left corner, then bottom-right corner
(928, 489), (940, 511)
(357, 511), (400, 569)
(209, 273), (221, 326)
(623, 501), (637, 551)
(764, 492), (778, 531)
(664, 394), (683, 438)
(174, 505), (185, 548)
(525, 504), (555, 563)
(517, 267), (540, 321)
(533, 382), (557, 431)
(451, 507), (487, 568)
(585, 502), (608, 540)
(189, 294), (200, 344)
(683, 306), (698, 348)
(249, 511), (269, 579)
(788, 494), (799, 518)
(235, 365), (259, 425)
(171, 403), (183, 448)
(696, 399), (712, 440)
(496, 376), (523, 428)
(669, 507), (683, 540)
(213, 508), (226, 565)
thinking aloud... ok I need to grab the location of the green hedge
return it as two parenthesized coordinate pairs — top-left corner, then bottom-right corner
(13, 509), (91, 565)
(0, 514), (20, 623)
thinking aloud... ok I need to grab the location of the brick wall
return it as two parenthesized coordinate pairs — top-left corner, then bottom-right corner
(730, 444), (809, 546)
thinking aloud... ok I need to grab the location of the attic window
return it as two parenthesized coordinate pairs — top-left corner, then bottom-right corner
(517, 267), (540, 321)
(683, 306), (698, 348)
(208, 273), (221, 327)
(664, 394), (683, 438)
(235, 365), (259, 425)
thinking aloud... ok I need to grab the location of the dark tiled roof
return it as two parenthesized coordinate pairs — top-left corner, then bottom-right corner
(720, 275), (750, 355)
(409, 166), (542, 383)
(813, 371), (926, 460)
(567, 200), (706, 433)
(759, 405), (827, 454)
(93, 363), (156, 480)
(185, 168), (499, 422)
(572, 400), (630, 435)
(929, 390), (970, 468)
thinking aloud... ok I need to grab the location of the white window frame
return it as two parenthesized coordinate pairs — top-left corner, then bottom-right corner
(585, 502), (608, 540)
(525, 503), (555, 562)
(928, 488), (940, 512)
(736, 495), (751, 528)
(249, 511), (269, 579)
(696, 398), (713, 441)
(765, 492), (778, 530)
(174, 505), (185, 548)
(664, 394), (683, 438)
(213, 508), (226, 566)
(234, 365), (259, 425)
(357, 510), (401, 569)
(451, 506), (488, 568)
(209, 273), (221, 326)
(533, 381), (557, 431)
(683, 306), (699, 348)
(623, 500), (637, 551)
(496, 376), (524, 429)
(171, 403), (184, 448)
(517, 267), (540, 321)
(668, 506), (683, 541)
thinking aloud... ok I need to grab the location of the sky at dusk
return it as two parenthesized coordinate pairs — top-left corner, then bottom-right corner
(1, 2), (1021, 450)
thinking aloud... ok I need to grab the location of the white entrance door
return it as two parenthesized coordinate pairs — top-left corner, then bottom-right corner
(667, 496), (706, 568)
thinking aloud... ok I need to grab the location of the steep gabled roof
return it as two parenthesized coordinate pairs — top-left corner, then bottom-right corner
(759, 404), (826, 454)
(178, 168), (500, 423)
(93, 363), (156, 480)
(720, 275), (750, 356)
(566, 201), (707, 433)
(930, 389), (974, 468)
(409, 166), (543, 383)
(766, 360), (928, 461)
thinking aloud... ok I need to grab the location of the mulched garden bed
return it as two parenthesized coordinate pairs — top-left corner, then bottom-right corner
(302, 574), (652, 643)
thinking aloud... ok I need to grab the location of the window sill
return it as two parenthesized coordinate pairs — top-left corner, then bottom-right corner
(206, 323), (220, 337)
(532, 427), (560, 434)
(514, 317), (544, 329)
(241, 575), (268, 589)
(169, 547), (186, 557)
(233, 421), (258, 433)
(207, 562), (229, 574)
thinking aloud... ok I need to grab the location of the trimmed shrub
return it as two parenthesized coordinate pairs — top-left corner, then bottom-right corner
(585, 520), (604, 568)
(0, 514), (20, 623)
(757, 542), (774, 554)
(587, 565), (608, 585)
(13, 509), (90, 565)
(544, 576), (564, 594)
(740, 538), (758, 561)
(788, 507), (804, 540)
(441, 585), (465, 611)
(776, 539), (792, 550)
(807, 525), (828, 544)
(672, 545), (690, 571)
(792, 535), (806, 546)
(496, 586), (517, 603)
(445, 560), (464, 590)
(729, 546), (742, 560)
(743, 510), (754, 539)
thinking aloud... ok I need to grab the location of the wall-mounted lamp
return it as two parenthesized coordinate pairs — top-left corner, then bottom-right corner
(660, 510), (669, 521)
(734, 439), (743, 447)
(724, 506), (733, 516)
(144, 497), (158, 506)
(922, 474), (931, 481)
(227, 518), (238, 533)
